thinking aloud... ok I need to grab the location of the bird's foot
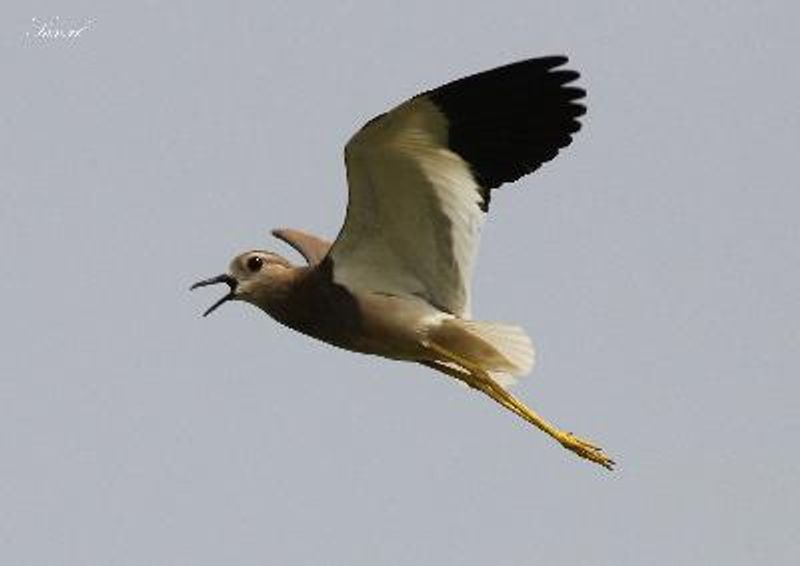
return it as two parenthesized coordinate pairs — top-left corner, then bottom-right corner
(556, 431), (615, 471)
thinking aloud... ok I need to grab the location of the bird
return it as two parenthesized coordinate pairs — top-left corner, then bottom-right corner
(191, 56), (614, 470)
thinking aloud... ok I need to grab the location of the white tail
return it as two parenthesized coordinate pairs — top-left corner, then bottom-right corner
(429, 319), (535, 388)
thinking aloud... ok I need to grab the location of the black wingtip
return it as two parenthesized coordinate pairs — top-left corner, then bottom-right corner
(541, 54), (569, 68)
(426, 55), (587, 197)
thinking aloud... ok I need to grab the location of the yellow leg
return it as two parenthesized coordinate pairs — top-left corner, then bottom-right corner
(424, 344), (615, 471)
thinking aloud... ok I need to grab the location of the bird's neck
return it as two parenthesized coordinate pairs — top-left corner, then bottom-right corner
(258, 259), (361, 348)
(256, 264), (309, 322)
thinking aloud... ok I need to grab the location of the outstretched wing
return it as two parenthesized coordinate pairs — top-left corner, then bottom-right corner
(271, 228), (331, 265)
(328, 56), (585, 317)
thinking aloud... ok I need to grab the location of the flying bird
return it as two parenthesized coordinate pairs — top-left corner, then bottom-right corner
(192, 56), (614, 470)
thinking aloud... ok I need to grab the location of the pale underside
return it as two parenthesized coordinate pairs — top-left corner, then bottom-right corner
(329, 96), (485, 319)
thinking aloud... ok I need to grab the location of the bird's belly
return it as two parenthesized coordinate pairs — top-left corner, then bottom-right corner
(348, 292), (449, 361)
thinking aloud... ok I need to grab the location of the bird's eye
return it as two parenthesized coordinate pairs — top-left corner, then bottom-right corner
(246, 256), (264, 272)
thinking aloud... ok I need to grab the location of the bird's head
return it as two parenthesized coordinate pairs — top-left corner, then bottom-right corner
(191, 250), (293, 316)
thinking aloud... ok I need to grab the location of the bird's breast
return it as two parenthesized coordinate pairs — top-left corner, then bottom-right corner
(347, 291), (449, 361)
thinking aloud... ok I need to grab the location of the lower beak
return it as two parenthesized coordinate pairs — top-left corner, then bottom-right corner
(190, 274), (238, 317)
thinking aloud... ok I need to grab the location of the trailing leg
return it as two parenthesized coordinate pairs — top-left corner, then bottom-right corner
(424, 342), (615, 470)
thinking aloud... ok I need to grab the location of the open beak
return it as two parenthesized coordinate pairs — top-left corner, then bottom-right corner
(190, 274), (238, 317)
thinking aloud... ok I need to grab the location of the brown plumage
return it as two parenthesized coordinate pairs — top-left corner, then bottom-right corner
(191, 57), (614, 469)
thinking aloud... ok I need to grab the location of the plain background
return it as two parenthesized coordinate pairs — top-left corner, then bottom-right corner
(2, 2), (798, 564)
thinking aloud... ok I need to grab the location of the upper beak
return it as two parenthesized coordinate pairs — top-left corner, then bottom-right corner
(190, 274), (238, 317)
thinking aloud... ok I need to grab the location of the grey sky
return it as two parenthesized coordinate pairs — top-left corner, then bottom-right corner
(2, 1), (798, 564)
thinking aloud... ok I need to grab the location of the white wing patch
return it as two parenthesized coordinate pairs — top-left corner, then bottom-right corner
(329, 97), (486, 317)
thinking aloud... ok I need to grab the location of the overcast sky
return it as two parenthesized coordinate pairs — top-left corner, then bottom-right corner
(2, 2), (799, 564)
